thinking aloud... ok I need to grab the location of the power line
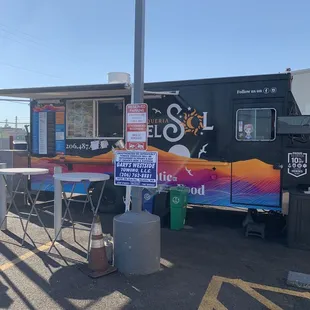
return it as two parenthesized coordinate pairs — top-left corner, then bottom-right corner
(0, 61), (59, 79)
(1, 31), (39, 49)
(0, 27), (42, 46)
(0, 22), (45, 46)
(0, 28), (47, 51)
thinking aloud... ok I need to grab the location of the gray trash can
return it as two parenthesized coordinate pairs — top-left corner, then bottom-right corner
(287, 190), (310, 250)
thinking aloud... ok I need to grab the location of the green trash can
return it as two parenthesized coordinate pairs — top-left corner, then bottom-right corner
(169, 185), (190, 230)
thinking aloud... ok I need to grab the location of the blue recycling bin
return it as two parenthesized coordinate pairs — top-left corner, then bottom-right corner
(142, 188), (155, 213)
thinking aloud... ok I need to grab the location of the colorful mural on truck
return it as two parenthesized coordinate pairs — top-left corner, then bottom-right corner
(31, 148), (281, 209)
(30, 96), (281, 210)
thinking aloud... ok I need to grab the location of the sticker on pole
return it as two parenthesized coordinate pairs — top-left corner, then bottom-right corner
(288, 152), (308, 178)
(126, 103), (148, 151)
(114, 151), (158, 188)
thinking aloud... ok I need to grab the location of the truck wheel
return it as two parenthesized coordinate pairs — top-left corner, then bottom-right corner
(91, 179), (125, 214)
(37, 191), (54, 202)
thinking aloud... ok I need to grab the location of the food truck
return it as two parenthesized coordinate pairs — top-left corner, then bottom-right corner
(0, 71), (309, 214)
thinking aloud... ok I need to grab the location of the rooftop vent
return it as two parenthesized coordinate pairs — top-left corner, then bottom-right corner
(107, 72), (131, 84)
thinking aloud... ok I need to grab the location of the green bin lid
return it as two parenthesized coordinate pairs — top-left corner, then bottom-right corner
(170, 186), (190, 192)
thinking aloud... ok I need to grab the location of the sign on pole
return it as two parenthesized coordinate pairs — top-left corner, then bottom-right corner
(126, 103), (148, 151)
(114, 151), (158, 188)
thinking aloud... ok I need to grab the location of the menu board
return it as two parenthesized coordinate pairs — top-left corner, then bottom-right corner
(32, 102), (66, 155)
(66, 100), (93, 138)
(32, 112), (39, 154)
(47, 112), (56, 153)
(56, 111), (65, 153)
(38, 112), (47, 154)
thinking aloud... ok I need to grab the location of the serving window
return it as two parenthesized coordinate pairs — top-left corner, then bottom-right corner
(96, 99), (124, 139)
(236, 108), (276, 141)
(66, 98), (125, 139)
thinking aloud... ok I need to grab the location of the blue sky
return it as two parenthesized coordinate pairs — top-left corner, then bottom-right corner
(0, 0), (309, 124)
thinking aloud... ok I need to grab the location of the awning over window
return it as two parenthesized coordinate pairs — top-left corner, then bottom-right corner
(0, 83), (131, 101)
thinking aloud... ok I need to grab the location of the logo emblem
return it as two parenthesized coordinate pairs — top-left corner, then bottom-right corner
(181, 109), (214, 137)
(144, 193), (151, 201)
(288, 152), (308, 178)
(172, 196), (180, 204)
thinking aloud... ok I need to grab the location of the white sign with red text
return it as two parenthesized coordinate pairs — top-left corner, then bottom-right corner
(126, 103), (148, 151)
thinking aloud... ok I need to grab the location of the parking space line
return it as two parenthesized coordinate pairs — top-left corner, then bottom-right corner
(199, 275), (310, 310)
(0, 241), (52, 272)
(248, 281), (310, 299)
(236, 280), (282, 310)
(215, 276), (310, 299)
(198, 276), (227, 310)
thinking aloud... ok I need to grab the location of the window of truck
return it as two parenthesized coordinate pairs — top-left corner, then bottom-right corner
(66, 98), (124, 139)
(96, 99), (124, 139)
(236, 108), (276, 141)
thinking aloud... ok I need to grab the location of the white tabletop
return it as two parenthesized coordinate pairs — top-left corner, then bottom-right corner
(54, 172), (110, 182)
(0, 168), (49, 176)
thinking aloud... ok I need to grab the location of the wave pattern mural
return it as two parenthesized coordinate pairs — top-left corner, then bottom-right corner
(31, 146), (281, 210)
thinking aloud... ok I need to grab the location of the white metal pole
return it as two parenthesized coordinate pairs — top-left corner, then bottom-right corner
(54, 166), (63, 240)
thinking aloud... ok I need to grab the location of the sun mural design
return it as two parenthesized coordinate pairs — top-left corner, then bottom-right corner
(181, 109), (204, 136)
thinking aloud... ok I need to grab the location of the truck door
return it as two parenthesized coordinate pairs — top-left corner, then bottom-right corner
(231, 102), (282, 209)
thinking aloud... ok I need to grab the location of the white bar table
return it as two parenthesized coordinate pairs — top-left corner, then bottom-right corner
(51, 172), (110, 255)
(0, 168), (49, 245)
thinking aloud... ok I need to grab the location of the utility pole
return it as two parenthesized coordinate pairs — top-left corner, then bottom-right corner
(15, 116), (17, 136)
(130, 0), (145, 213)
(113, 0), (161, 275)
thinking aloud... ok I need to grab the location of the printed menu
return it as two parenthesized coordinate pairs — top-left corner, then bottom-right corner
(32, 102), (66, 155)
(66, 101), (93, 138)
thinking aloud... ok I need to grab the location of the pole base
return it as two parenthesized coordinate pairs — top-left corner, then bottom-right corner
(114, 211), (161, 275)
(78, 263), (117, 279)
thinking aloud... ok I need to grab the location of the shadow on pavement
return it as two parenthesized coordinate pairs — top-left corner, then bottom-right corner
(3, 203), (310, 309)
(0, 241), (77, 309)
(0, 280), (14, 309)
(7, 194), (116, 233)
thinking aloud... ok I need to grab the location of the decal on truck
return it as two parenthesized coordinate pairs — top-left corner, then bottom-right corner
(288, 152), (308, 178)
(147, 103), (214, 143)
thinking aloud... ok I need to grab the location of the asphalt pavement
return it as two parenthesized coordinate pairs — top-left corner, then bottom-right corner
(1, 201), (310, 309)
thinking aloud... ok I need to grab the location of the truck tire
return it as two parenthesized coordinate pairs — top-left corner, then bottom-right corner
(91, 179), (125, 214)
(36, 190), (54, 202)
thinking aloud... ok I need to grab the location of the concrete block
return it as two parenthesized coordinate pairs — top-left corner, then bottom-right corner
(287, 271), (310, 290)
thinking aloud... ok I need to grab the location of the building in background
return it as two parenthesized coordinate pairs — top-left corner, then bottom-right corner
(288, 68), (310, 115)
(0, 119), (28, 149)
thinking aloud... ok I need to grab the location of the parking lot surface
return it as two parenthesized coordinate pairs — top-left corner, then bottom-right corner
(1, 202), (310, 309)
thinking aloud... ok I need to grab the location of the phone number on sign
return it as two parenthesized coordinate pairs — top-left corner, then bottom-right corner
(66, 143), (90, 150)
(118, 173), (153, 179)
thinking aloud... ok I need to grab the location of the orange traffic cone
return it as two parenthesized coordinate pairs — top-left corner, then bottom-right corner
(79, 215), (117, 278)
